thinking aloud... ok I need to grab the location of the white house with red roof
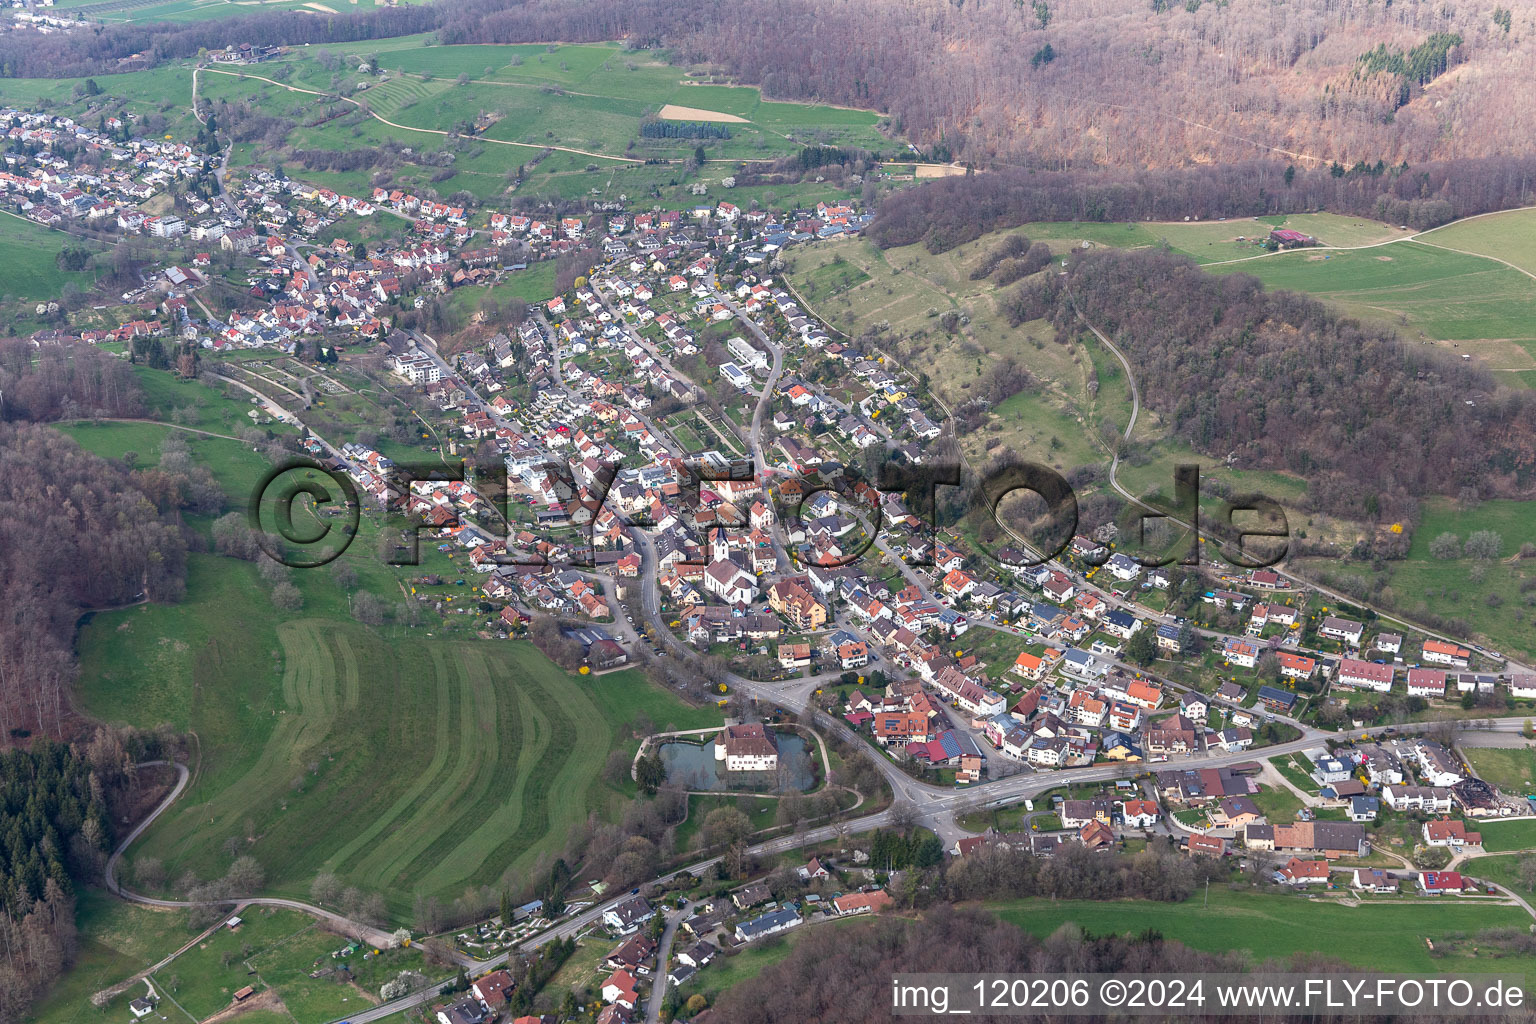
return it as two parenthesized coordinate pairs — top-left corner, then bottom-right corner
(1337, 658), (1394, 692)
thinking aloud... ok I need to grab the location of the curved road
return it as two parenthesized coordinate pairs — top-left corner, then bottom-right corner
(106, 762), (403, 951)
(1063, 281), (1529, 674)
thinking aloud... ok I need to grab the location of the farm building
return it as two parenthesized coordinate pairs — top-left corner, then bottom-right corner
(1269, 228), (1314, 248)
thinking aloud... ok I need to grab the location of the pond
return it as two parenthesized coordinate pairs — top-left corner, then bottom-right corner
(657, 731), (817, 792)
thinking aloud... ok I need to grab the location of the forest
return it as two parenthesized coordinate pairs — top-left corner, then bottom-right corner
(1006, 248), (1536, 525)
(7, 0), (1536, 172)
(0, 341), (143, 423)
(0, 420), (194, 737)
(0, 735), (152, 1023)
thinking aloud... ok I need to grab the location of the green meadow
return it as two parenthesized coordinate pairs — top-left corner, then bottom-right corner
(995, 887), (1536, 977)
(0, 214), (100, 303)
(1476, 818), (1536, 854)
(193, 39), (891, 206)
(1207, 241), (1536, 363)
(1406, 497), (1536, 561)
(1419, 207), (1536, 279)
(57, 0), (406, 24)
(80, 545), (719, 917)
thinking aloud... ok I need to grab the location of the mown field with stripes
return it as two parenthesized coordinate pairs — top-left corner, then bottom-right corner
(79, 552), (718, 917)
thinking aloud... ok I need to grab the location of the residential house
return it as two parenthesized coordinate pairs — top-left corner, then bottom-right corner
(436, 999), (489, 1024)
(471, 971), (515, 1010)
(1420, 871), (1467, 896)
(1337, 658), (1394, 692)
(1382, 785), (1454, 814)
(1349, 795), (1380, 822)
(833, 889), (893, 916)
(1223, 637), (1259, 669)
(1318, 616), (1364, 646)
(1423, 818), (1482, 848)
(779, 643), (812, 670)
(1352, 868), (1398, 893)
(1256, 685), (1297, 714)
(1186, 833), (1226, 858)
(1276, 857), (1331, 886)
(1277, 653), (1316, 681)
(735, 908), (801, 943)
(603, 935), (656, 974)
(1423, 639), (1472, 668)
(603, 896), (654, 935)
(600, 970), (640, 1010)
(1119, 798), (1160, 828)
(1407, 668), (1447, 698)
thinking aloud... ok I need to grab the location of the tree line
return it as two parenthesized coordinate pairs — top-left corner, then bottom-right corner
(711, 898), (1535, 1024)
(1005, 247), (1536, 523)
(866, 154), (1536, 254)
(639, 119), (731, 139)
(0, 419), (193, 736)
(0, 729), (172, 1023)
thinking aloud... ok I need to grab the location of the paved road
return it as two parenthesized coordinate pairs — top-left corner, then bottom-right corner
(646, 898), (697, 1024)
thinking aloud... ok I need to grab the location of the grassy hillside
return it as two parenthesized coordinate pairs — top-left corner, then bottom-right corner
(193, 40), (892, 205)
(78, 551), (718, 917)
(781, 233), (1328, 538)
(1207, 241), (1536, 356)
(798, 212), (1536, 391)
(0, 215), (99, 303)
(1419, 208), (1536, 278)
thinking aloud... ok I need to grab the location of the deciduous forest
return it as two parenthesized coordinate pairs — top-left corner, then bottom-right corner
(1009, 248), (1536, 524)
(0, 420), (190, 737)
(9, 0), (1536, 171)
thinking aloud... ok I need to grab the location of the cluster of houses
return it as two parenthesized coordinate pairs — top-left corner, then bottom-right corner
(27, 71), (1522, 804)
(950, 728), (1524, 902)
(2, 107), (212, 233)
(586, 868), (891, 1021)
(955, 790), (1165, 858)
(302, 200), (938, 640)
(1318, 736), (1526, 819)
(433, 969), (517, 1024)
(821, 590), (1257, 780)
